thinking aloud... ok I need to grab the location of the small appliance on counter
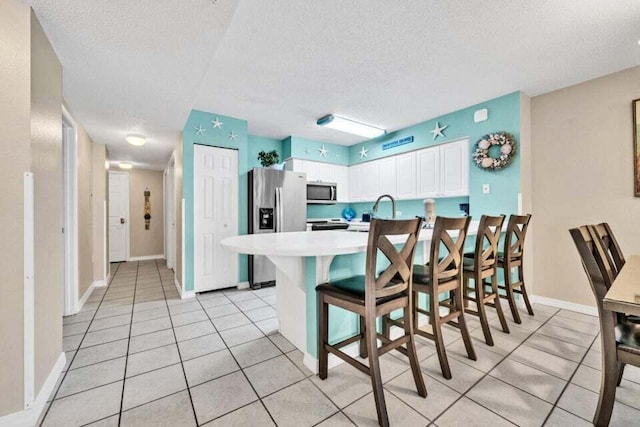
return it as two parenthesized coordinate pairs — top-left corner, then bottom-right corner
(424, 199), (436, 228)
(459, 203), (470, 217)
(307, 218), (349, 231)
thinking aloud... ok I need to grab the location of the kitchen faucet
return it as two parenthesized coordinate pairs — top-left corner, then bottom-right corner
(372, 194), (397, 219)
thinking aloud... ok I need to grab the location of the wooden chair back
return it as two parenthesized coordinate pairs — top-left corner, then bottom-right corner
(593, 223), (626, 279)
(473, 215), (506, 271)
(428, 216), (472, 286)
(569, 225), (610, 306)
(503, 214), (531, 264)
(366, 217), (424, 301)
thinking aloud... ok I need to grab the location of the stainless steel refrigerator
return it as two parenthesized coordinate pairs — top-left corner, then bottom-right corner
(248, 168), (307, 289)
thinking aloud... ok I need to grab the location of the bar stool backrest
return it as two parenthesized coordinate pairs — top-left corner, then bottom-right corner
(503, 214), (531, 264)
(474, 215), (506, 271)
(429, 216), (472, 285)
(366, 217), (424, 302)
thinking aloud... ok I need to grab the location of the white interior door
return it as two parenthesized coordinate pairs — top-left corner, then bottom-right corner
(109, 171), (129, 262)
(194, 145), (238, 292)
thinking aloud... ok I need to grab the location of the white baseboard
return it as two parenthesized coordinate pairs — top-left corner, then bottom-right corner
(0, 352), (66, 427)
(174, 277), (195, 300)
(78, 282), (97, 311)
(237, 281), (250, 290)
(532, 295), (597, 317)
(93, 279), (107, 288)
(128, 254), (165, 262)
(303, 342), (360, 374)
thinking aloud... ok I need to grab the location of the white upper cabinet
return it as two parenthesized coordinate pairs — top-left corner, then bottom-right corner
(416, 147), (440, 198)
(377, 156), (397, 197)
(349, 163), (366, 202)
(395, 151), (417, 200)
(287, 138), (468, 204)
(416, 139), (469, 198)
(440, 139), (469, 197)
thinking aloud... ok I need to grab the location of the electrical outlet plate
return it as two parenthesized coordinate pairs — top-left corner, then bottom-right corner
(482, 184), (490, 194)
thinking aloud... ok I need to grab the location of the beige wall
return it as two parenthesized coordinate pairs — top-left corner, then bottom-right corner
(31, 9), (64, 396)
(0, 0), (31, 416)
(531, 66), (640, 307)
(174, 140), (183, 288)
(92, 144), (109, 283)
(129, 169), (164, 258)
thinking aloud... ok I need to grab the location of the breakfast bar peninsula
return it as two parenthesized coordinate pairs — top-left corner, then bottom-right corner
(222, 225), (480, 372)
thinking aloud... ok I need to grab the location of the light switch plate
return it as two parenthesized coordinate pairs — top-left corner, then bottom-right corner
(482, 184), (490, 194)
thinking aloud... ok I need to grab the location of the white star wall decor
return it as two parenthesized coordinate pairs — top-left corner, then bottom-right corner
(429, 121), (448, 140)
(358, 146), (369, 159)
(228, 130), (238, 141)
(304, 148), (311, 156)
(195, 125), (206, 136)
(211, 117), (223, 129)
(317, 144), (328, 157)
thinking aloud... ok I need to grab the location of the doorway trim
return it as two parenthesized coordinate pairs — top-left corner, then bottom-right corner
(164, 154), (175, 269)
(62, 104), (79, 316)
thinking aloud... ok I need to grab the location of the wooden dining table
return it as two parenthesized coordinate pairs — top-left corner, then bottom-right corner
(595, 254), (640, 426)
(603, 254), (640, 316)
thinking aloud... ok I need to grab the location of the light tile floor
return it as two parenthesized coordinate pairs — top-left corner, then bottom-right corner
(38, 260), (640, 426)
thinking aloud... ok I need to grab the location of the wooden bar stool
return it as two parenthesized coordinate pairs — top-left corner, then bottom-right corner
(386, 216), (476, 380)
(462, 215), (510, 346)
(570, 225), (640, 427)
(495, 214), (533, 324)
(316, 218), (426, 427)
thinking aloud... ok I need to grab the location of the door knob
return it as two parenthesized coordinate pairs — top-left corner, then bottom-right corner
(120, 218), (125, 224)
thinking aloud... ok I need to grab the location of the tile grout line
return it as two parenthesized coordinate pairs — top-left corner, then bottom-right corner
(193, 287), (281, 426)
(154, 259), (200, 426)
(38, 263), (122, 426)
(540, 331), (600, 426)
(220, 287), (356, 425)
(428, 308), (561, 426)
(116, 260), (140, 427)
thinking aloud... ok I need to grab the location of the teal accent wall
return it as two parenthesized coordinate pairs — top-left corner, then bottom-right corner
(283, 136), (349, 166)
(307, 203), (352, 219)
(182, 110), (284, 291)
(348, 91), (522, 218)
(248, 135), (283, 168)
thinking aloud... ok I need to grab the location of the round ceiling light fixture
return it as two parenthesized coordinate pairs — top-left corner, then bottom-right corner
(119, 162), (133, 170)
(126, 134), (146, 146)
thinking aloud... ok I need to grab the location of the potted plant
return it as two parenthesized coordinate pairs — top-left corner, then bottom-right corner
(257, 150), (280, 168)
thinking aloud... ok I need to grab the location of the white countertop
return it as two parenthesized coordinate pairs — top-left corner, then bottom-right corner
(221, 221), (479, 257)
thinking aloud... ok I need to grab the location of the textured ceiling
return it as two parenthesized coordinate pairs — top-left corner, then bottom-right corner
(28, 0), (240, 169)
(28, 0), (640, 169)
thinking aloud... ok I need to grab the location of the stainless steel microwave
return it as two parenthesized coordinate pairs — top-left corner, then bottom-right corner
(306, 181), (337, 204)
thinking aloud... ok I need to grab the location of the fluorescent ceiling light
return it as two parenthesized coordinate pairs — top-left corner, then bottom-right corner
(126, 134), (146, 146)
(317, 114), (386, 138)
(119, 162), (133, 170)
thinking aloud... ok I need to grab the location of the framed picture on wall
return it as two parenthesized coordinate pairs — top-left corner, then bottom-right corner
(635, 98), (640, 196)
